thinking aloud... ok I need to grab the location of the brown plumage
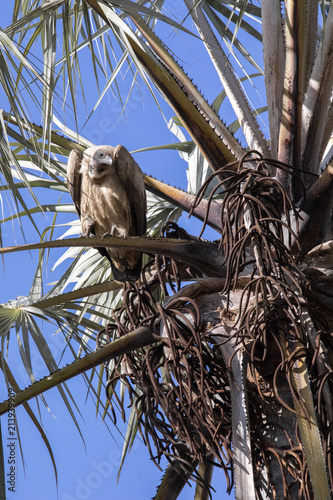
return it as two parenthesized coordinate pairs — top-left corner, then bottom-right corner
(67, 145), (147, 282)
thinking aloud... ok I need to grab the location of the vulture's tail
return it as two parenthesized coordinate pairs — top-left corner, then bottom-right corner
(111, 256), (142, 283)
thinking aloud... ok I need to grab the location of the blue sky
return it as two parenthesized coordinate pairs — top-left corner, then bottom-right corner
(0, 87), (217, 499)
(0, 4), (266, 499)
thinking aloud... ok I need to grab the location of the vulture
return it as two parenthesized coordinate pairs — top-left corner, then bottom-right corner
(67, 145), (147, 282)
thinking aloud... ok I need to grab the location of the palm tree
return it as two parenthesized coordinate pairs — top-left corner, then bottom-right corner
(0, 1), (333, 499)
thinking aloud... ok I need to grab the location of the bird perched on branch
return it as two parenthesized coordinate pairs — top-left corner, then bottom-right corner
(67, 145), (147, 282)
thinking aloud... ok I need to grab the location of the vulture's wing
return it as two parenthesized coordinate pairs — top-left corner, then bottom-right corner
(114, 145), (147, 236)
(67, 149), (83, 217)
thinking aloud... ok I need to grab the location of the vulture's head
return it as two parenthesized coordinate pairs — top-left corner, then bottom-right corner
(83, 146), (115, 182)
